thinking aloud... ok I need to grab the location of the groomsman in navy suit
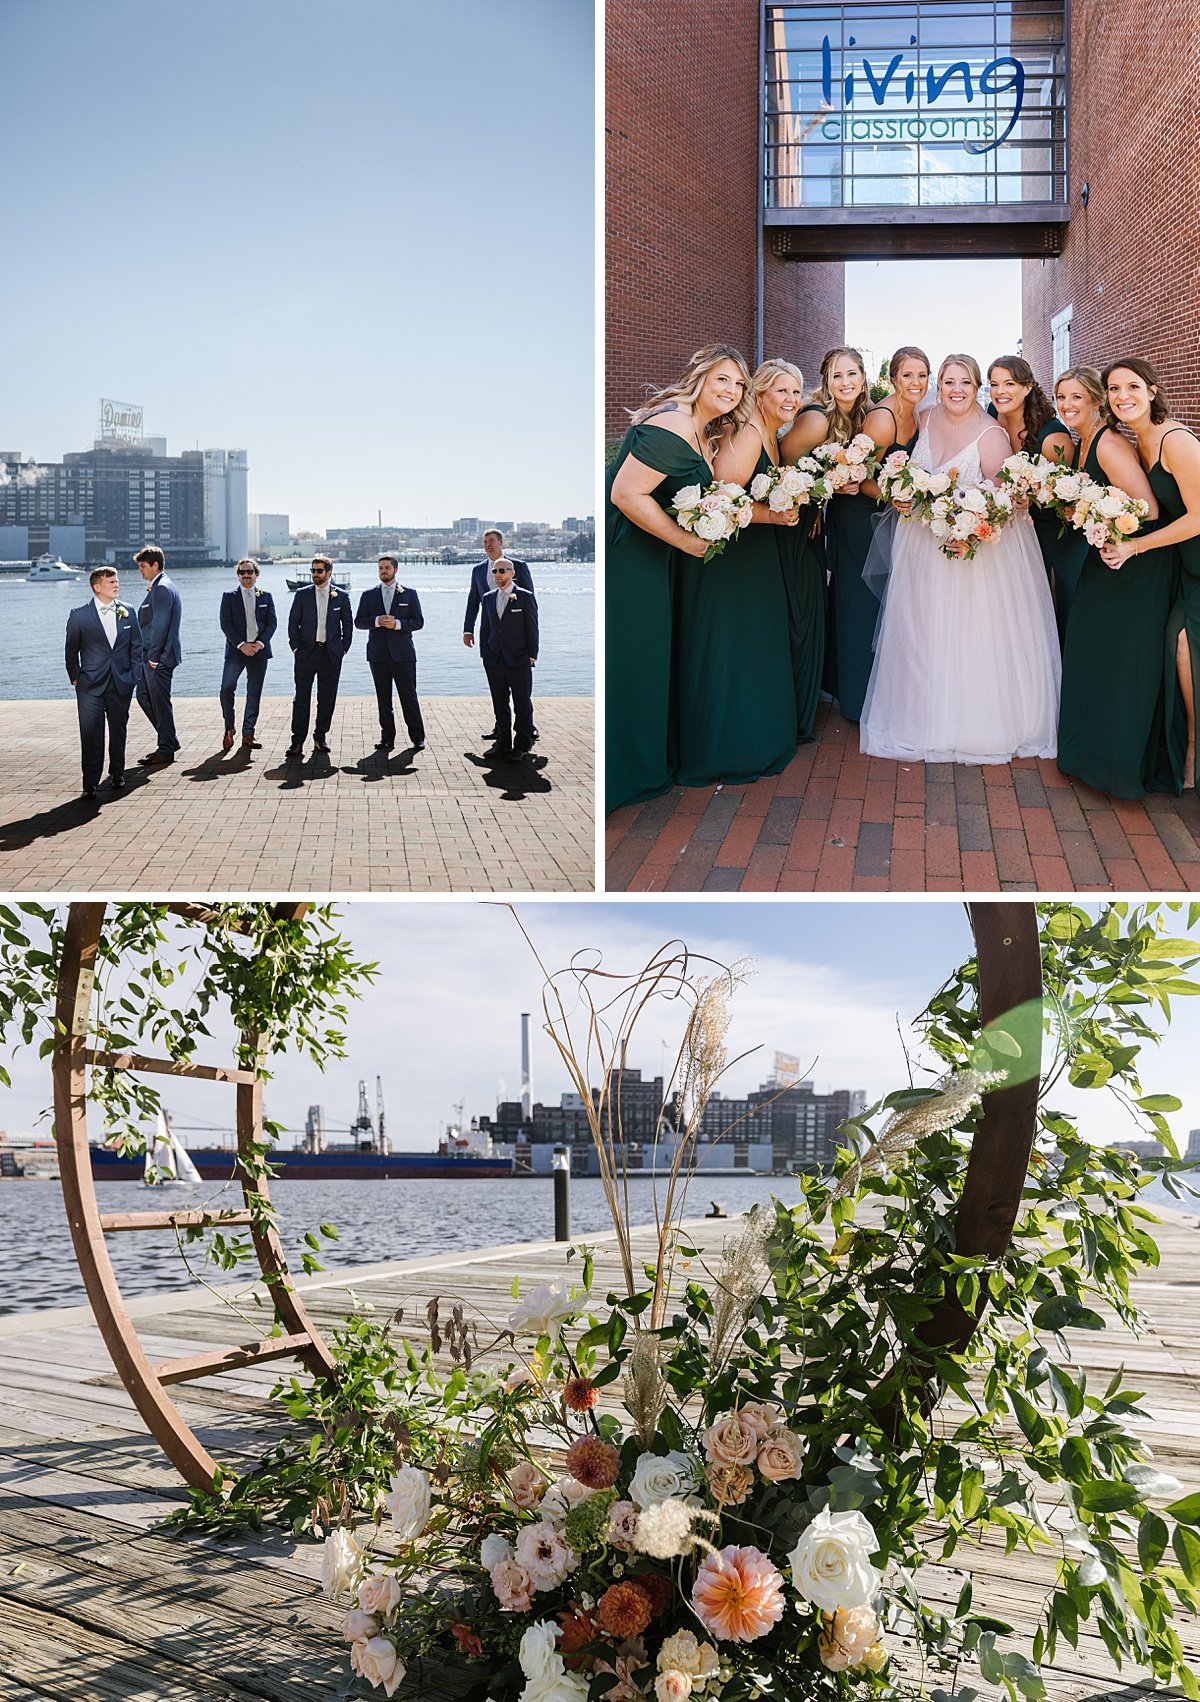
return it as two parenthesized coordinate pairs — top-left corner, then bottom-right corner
(463, 528), (536, 741)
(133, 544), (183, 767)
(219, 558), (277, 751)
(64, 567), (144, 799)
(286, 554), (354, 758)
(479, 558), (539, 760)
(354, 554), (426, 752)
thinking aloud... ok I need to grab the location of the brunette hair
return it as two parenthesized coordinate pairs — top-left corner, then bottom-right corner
(133, 545), (164, 571)
(938, 352), (984, 391)
(311, 553), (333, 568)
(633, 342), (753, 439)
(889, 345), (931, 385)
(1103, 357), (1171, 423)
(812, 346), (869, 444)
(234, 557), (259, 575)
(988, 354), (1055, 446)
(89, 567), (118, 589)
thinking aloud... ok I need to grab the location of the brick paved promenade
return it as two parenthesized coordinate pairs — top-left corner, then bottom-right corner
(606, 701), (1200, 892)
(0, 696), (594, 892)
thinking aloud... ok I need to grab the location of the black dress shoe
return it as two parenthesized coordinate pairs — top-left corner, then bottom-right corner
(481, 726), (500, 741)
(413, 740), (426, 752)
(313, 739), (331, 754)
(482, 745), (513, 760)
(81, 784), (98, 800)
(109, 774), (126, 792)
(375, 739), (394, 752)
(285, 745), (303, 759)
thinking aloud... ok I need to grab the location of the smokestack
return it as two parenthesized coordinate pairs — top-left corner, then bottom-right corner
(521, 1013), (532, 1121)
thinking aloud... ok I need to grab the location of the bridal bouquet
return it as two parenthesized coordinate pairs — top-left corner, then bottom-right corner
(811, 434), (883, 492)
(670, 481), (754, 561)
(874, 450), (952, 511)
(926, 484), (1016, 562)
(748, 459), (828, 517)
(998, 453), (1150, 546)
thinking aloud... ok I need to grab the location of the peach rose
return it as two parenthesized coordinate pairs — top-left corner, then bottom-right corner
(342, 1608), (379, 1643)
(507, 1459), (549, 1510)
(656, 1672), (694, 1701)
(1114, 511), (1139, 535)
(707, 1463), (754, 1506)
(756, 1427), (805, 1483)
(737, 1401), (782, 1442)
(490, 1557), (535, 1611)
(702, 1411), (758, 1468)
(349, 1635), (406, 1697)
(358, 1573), (402, 1618)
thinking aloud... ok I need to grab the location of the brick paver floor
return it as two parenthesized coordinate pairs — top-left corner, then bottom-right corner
(0, 695), (595, 893)
(605, 701), (1200, 893)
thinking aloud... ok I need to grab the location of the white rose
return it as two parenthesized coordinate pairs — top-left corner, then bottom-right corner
(509, 1281), (577, 1339)
(528, 1673), (591, 1702)
(952, 513), (977, 539)
(694, 512), (726, 542)
(673, 484), (702, 511)
(541, 1475), (592, 1523)
(748, 473), (772, 501)
(925, 472), (951, 495)
(844, 442), (867, 465)
(321, 1526), (363, 1598)
(1052, 474), (1081, 502)
(343, 1608), (379, 1643)
(735, 503), (753, 528)
(629, 1450), (702, 1508)
(930, 518), (952, 539)
(384, 1465), (431, 1540)
(350, 1635), (406, 1697)
(767, 487), (793, 512)
(789, 1508), (882, 1612)
(717, 481), (744, 498)
(992, 488), (1013, 509)
(851, 434), (875, 454)
(519, 1620), (562, 1686)
(481, 1534), (514, 1570)
(1097, 492), (1125, 518)
(778, 467), (807, 496)
(358, 1573), (402, 1618)
(960, 487), (987, 513)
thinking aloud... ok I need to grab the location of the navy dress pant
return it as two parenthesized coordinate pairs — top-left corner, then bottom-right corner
(77, 684), (132, 788)
(135, 662), (178, 753)
(369, 654), (424, 746)
(220, 650), (269, 737)
(291, 646), (342, 744)
(485, 659), (535, 754)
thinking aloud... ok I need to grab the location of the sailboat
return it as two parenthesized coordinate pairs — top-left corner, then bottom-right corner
(142, 1109), (202, 1188)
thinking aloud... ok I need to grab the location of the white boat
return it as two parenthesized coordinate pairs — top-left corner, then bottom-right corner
(142, 1109), (202, 1188)
(26, 554), (81, 583)
(286, 567), (351, 591)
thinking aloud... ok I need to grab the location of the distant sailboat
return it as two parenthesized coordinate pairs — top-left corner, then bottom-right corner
(142, 1109), (202, 1188)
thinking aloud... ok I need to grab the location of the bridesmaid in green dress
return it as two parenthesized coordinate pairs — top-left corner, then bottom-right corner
(606, 343), (751, 814)
(987, 355), (1075, 627)
(671, 360), (799, 787)
(788, 346), (929, 723)
(764, 363), (827, 740)
(1099, 358), (1200, 796)
(1054, 365), (1162, 798)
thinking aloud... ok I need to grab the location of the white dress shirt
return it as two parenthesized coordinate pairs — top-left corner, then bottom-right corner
(242, 586), (258, 644)
(315, 582), (330, 642)
(94, 597), (118, 648)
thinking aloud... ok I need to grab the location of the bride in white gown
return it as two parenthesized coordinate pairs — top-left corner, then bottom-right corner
(860, 353), (1061, 765)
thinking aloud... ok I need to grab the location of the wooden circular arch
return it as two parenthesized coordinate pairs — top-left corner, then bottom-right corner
(52, 901), (335, 1489)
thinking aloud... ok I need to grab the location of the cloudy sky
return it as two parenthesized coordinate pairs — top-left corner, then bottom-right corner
(3, 0), (594, 530)
(2, 902), (1197, 1156)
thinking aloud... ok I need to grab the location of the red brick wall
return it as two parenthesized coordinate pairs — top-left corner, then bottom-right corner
(606, 0), (846, 438)
(1022, 0), (1200, 424)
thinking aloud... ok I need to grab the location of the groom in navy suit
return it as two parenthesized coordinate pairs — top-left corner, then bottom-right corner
(354, 554), (426, 751)
(479, 559), (539, 760)
(219, 558), (277, 750)
(463, 528), (536, 742)
(286, 555), (354, 757)
(133, 544), (183, 767)
(64, 567), (144, 799)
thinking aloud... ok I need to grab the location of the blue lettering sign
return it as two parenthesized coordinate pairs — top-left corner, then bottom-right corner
(820, 32), (1025, 155)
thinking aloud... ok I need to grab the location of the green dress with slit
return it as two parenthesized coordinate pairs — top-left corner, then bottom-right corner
(605, 422), (710, 814)
(1056, 426), (1177, 799)
(778, 405), (828, 739)
(672, 442), (797, 787)
(826, 406), (916, 722)
(1158, 428), (1200, 794)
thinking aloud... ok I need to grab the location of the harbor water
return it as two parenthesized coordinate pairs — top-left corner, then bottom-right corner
(1, 1171), (1193, 1317)
(0, 558), (594, 699)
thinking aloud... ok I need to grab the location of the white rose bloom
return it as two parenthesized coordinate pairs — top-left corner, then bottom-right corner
(694, 512), (726, 541)
(926, 472), (951, 495)
(526, 1674), (591, 1702)
(767, 487), (793, 512)
(749, 473), (772, 501)
(718, 481), (744, 498)
(992, 488), (1013, 509)
(358, 1573), (403, 1618)
(930, 518), (952, 540)
(629, 1450), (702, 1509)
(789, 1508), (882, 1612)
(953, 513), (977, 539)
(481, 1534), (514, 1570)
(673, 485), (703, 511)
(321, 1526), (364, 1598)
(1053, 474), (1081, 502)
(960, 487), (987, 514)
(659, 1631), (703, 1674)
(851, 434), (876, 454)
(778, 467), (807, 496)
(844, 442), (867, 465)
(519, 1621), (563, 1687)
(350, 1635), (406, 1697)
(384, 1466), (431, 1540)
(509, 1281), (577, 1339)
(1098, 492), (1125, 518)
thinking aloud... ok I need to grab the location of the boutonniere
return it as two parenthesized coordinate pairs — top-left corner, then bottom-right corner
(116, 606), (129, 619)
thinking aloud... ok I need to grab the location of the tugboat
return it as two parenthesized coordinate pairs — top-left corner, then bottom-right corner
(26, 554), (81, 583)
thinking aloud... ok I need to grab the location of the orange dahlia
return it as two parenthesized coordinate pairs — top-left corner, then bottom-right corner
(565, 1435), (621, 1489)
(597, 1581), (654, 1639)
(564, 1376), (599, 1412)
(691, 1545), (785, 1643)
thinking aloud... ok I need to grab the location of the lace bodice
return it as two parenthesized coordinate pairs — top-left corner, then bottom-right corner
(913, 420), (983, 485)
(913, 407), (1009, 484)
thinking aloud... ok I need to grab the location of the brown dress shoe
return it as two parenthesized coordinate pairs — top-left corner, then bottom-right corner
(242, 735), (261, 749)
(222, 728), (235, 751)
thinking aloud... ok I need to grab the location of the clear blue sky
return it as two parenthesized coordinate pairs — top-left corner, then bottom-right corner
(845, 259), (1024, 387)
(3, 0), (594, 530)
(2, 902), (1196, 1157)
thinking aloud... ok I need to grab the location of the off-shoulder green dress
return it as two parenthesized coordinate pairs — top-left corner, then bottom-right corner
(1056, 425), (1177, 799)
(672, 443), (797, 787)
(605, 422), (710, 814)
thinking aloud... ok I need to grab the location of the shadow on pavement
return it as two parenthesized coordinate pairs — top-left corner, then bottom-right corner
(0, 772), (154, 851)
(348, 746), (419, 783)
(464, 749), (552, 802)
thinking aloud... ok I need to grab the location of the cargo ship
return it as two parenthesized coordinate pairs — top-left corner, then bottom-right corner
(87, 1081), (514, 1182)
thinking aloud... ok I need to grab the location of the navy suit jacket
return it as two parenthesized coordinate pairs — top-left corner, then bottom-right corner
(220, 587), (277, 660)
(464, 557), (533, 637)
(354, 583), (424, 663)
(137, 573), (183, 668)
(480, 586), (539, 668)
(288, 584), (354, 659)
(66, 600), (144, 697)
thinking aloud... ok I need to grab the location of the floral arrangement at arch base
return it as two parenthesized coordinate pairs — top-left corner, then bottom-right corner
(175, 908), (1200, 1702)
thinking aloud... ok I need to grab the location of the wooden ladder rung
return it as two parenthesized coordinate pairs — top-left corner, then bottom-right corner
(152, 1333), (315, 1385)
(86, 1049), (258, 1085)
(99, 1209), (256, 1233)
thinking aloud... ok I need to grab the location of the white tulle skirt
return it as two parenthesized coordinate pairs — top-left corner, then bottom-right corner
(860, 512), (1060, 765)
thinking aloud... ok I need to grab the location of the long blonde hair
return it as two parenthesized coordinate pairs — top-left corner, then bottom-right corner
(633, 343), (754, 439)
(812, 346), (869, 444)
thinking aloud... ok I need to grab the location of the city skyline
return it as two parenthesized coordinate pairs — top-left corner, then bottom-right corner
(2, 903), (1197, 1160)
(4, 0), (594, 529)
